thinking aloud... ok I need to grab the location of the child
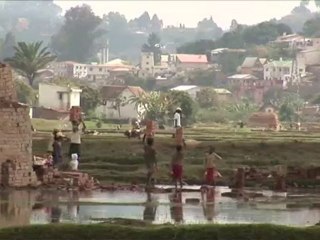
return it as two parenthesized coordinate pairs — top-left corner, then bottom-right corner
(144, 138), (157, 187)
(171, 145), (184, 190)
(70, 153), (79, 171)
(204, 146), (222, 186)
(52, 132), (64, 168)
(69, 121), (85, 160)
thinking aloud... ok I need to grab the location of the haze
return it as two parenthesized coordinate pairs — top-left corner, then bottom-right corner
(55, 0), (318, 30)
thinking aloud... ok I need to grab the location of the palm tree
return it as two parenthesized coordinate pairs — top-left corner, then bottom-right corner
(5, 41), (56, 86)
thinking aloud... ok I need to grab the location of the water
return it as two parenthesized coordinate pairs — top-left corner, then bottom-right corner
(1, 186), (320, 228)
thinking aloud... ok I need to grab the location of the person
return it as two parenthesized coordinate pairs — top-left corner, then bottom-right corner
(169, 190), (183, 223)
(204, 146), (222, 186)
(144, 138), (157, 188)
(171, 145), (184, 190)
(69, 121), (86, 161)
(173, 107), (182, 129)
(52, 131), (64, 168)
(47, 129), (59, 154)
(201, 187), (215, 222)
(70, 153), (79, 171)
(143, 190), (157, 222)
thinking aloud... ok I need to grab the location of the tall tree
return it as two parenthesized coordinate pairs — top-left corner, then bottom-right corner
(5, 41), (56, 86)
(51, 4), (105, 62)
(142, 33), (161, 65)
(0, 32), (16, 60)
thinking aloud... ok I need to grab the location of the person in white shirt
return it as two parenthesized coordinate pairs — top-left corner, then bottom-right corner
(174, 107), (182, 128)
(70, 153), (79, 171)
(69, 121), (86, 161)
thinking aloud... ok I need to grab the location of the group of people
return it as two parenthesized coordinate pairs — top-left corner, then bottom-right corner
(144, 107), (223, 190)
(47, 120), (86, 171)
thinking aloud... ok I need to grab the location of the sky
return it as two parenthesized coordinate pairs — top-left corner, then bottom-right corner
(55, 1), (318, 30)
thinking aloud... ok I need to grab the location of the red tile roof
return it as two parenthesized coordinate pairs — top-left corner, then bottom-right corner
(176, 54), (208, 64)
(100, 85), (145, 100)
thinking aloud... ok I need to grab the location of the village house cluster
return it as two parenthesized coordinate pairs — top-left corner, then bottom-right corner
(28, 32), (320, 122)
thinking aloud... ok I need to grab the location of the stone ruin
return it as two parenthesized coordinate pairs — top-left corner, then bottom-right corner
(0, 63), (38, 187)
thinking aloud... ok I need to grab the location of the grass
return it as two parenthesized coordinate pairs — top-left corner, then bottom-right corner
(32, 126), (320, 186)
(31, 118), (130, 132)
(0, 224), (319, 240)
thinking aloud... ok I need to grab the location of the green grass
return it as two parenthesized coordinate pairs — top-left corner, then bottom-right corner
(31, 118), (130, 132)
(32, 127), (320, 186)
(0, 224), (319, 240)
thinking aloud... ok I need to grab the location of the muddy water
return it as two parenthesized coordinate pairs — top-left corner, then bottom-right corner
(0, 186), (320, 228)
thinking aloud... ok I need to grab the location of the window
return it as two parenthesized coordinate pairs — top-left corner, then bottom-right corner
(99, 68), (102, 72)
(89, 67), (93, 71)
(146, 62), (149, 65)
(58, 93), (63, 100)
(265, 68), (268, 72)
(79, 66), (82, 69)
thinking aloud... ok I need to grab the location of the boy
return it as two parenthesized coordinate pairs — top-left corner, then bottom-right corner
(69, 120), (86, 160)
(144, 138), (157, 188)
(171, 145), (184, 190)
(204, 146), (222, 186)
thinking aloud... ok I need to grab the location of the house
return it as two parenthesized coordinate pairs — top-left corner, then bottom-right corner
(86, 64), (109, 81)
(38, 83), (82, 111)
(263, 59), (293, 82)
(170, 85), (201, 99)
(174, 54), (208, 71)
(96, 85), (145, 120)
(212, 88), (232, 102)
(139, 52), (170, 78)
(269, 33), (305, 49)
(240, 57), (265, 79)
(50, 61), (88, 79)
(296, 49), (320, 70)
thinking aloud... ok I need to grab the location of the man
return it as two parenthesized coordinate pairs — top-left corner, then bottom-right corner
(144, 138), (157, 188)
(69, 120), (86, 160)
(204, 146), (222, 186)
(52, 131), (64, 168)
(171, 145), (184, 190)
(174, 107), (182, 128)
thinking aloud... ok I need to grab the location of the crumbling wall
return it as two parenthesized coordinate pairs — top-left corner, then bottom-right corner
(0, 63), (37, 187)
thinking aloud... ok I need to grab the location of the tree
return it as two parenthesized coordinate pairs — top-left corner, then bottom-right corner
(5, 41), (56, 86)
(166, 90), (197, 124)
(225, 98), (258, 121)
(196, 88), (220, 109)
(142, 33), (161, 65)
(176, 39), (215, 54)
(80, 86), (101, 115)
(15, 80), (36, 105)
(129, 91), (171, 121)
(0, 32), (16, 60)
(51, 4), (105, 62)
(303, 17), (320, 37)
(279, 103), (296, 122)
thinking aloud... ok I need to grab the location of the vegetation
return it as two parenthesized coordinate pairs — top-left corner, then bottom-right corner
(15, 80), (37, 104)
(80, 86), (102, 115)
(1, 224), (320, 240)
(142, 33), (162, 65)
(5, 41), (56, 86)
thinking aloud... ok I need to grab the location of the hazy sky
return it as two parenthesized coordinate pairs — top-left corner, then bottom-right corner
(55, 1), (318, 30)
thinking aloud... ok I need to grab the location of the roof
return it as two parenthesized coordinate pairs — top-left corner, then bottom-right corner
(211, 48), (246, 54)
(100, 85), (145, 100)
(109, 67), (130, 72)
(228, 74), (258, 80)
(241, 57), (260, 68)
(259, 58), (268, 65)
(170, 85), (199, 91)
(212, 88), (231, 94)
(266, 60), (292, 68)
(176, 54), (208, 64)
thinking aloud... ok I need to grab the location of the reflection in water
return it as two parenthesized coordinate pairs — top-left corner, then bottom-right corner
(143, 191), (157, 222)
(201, 187), (215, 222)
(0, 188), (320, 228)
(169, 191), (183, 223)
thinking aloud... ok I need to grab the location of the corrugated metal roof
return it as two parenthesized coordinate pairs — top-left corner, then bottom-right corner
(212, 88), (231, 94)
(241, 57), (260, 68)
(228, 74), (258, 80)
(176, 54), (208, 63)
(170, 85), (199, 91)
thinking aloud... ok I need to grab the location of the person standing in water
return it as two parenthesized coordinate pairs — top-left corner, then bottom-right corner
(204, 146), (222, 186)
(171, 145), (184, 190)
(144, 138), (157, 188)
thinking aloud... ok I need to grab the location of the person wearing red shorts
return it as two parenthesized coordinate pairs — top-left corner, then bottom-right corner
(171, 145), (184, 190)
(204, 146), (222, 186)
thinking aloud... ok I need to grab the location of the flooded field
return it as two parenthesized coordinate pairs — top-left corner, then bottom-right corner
(1, 186), (320, 228)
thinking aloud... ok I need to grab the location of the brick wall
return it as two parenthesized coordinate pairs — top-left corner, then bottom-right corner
(0, 63), (17, 101)
(0, 63), (37, 187)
